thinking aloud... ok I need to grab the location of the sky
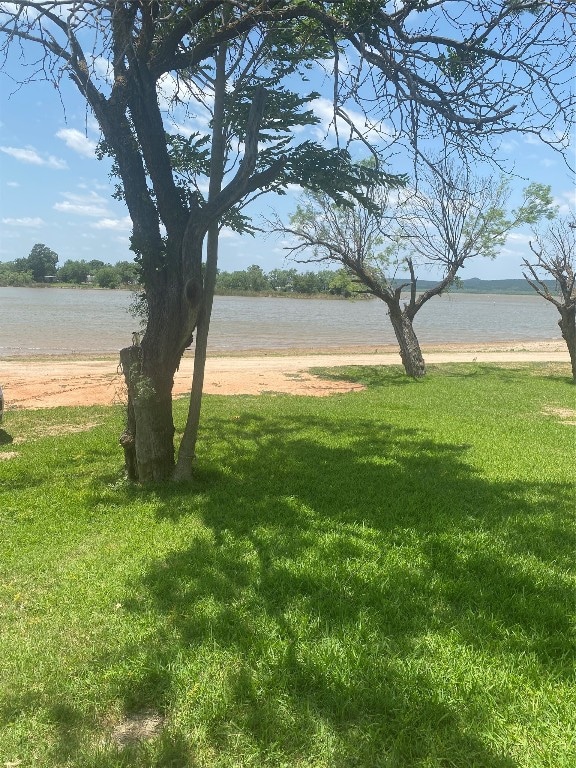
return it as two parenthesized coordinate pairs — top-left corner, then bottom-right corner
(0, 18), (574, 280)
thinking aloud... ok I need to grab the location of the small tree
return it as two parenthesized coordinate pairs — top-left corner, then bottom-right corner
(523, 216), (576, 382)
(328, 269), (360, 298)
(281, 165), (555, 377)
(268, 268), (297, 292)
(93, 266), (121, 289)
(114, 261), (140, 286)
(0, 262), (33, 286)
(58, 260), (90, 284)
(26, 243), (59, 282)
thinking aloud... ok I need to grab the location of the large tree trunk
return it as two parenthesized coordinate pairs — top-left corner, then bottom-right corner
(120, 344), (176, 482)
(389, 308), (426, 378)
(119, 237), (203, 482)
(558, 307), (576, 383)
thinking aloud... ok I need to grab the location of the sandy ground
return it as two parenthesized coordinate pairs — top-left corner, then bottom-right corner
(0, 340), (570, 410)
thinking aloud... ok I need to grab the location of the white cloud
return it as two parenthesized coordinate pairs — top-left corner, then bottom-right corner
(524, 129), (569, 148)
(93, 56), (113, 83)
(219, 227), (239, 239)
(555, 189), (576, 215)
(506, 232), (531, 245)
(54, 191), (109, 217)
(91, 216), (132, 231)
(6, 181), (20, 187)
(0, 145), (67, 169)
(170, 121), (204, 138)
(159, 71), (213, 134)
(158, 72), (213, 115)
(1, 216), (45, 227)
(56, 128), (97, 158)
(311, 97), (392, 145)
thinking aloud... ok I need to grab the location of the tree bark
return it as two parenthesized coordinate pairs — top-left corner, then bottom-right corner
(173, 40), (227, 482)
(173, 224), (219, 481)
(118, 234), (203, 481)
(389, 308), (426, 378)
(120, 344), (176, 482)
(558, 306), (576, 383)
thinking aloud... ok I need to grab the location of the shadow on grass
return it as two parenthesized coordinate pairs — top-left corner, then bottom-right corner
(85, 407), (574, 766)
(0, 427), (13, 445)
(310, 363), (415, 388)
(311, 361), (574, 388)
(6, 381), (571, 766)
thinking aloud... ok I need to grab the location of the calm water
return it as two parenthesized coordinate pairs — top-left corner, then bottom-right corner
(0, 286), (562, 357)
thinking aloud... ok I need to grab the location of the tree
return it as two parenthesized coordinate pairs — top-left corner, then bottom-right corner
(58, 260), (90, 284)
(523, 216), (576, 382)
(57, 258), (138, 285)
(1, 2), (574, 481)
(244, 265), (271, 292)
(328, 269), (360, 298)
(268, 268), (297, 292)
(0, 262), (33, 286)
(281, 165), (556, 377)
(113, 261), (140, 286)
(291, 270), (330, 294)
(87, 260), (106, 273)
(93, 266), (121, 289)
(26, 243), (59, 282)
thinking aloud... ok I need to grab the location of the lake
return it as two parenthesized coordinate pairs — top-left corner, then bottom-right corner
(0, 286), (562, 357)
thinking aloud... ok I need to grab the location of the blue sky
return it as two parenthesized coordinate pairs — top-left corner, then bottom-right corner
(1, 39), (574, 279)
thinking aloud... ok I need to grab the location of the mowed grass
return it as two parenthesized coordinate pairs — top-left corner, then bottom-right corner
(0, 362), (574, 767)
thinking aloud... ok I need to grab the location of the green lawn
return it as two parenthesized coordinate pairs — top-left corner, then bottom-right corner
(0, 362), (574, 767)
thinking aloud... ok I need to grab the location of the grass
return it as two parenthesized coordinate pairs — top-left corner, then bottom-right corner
(0, 362), (574, 767)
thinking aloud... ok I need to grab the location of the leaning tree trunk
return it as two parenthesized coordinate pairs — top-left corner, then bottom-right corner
(389, 308), (426, 378)
(173, 224), (219, 481)
(558, 306), (576, 383)
(173, 40), (227, 482)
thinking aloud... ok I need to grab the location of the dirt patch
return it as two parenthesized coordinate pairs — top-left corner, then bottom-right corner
(541, 406), (576, 425)
(13, 422), (101, 444)
(35, 422), (102, 437)
(0, 344), (570, 409)
(0, 451), (18, 460)
(108, 711), (164, 747)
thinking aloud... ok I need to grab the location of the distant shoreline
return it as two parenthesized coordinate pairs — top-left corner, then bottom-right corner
(0, 278), (554, 297)
(1, 339), (566, 363)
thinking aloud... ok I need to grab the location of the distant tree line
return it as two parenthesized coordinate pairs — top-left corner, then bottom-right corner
(0, 243), (139, 288)
(0, 246), (358, 295)
(215, 265), (359, 297)
(1, 246), (560, 298)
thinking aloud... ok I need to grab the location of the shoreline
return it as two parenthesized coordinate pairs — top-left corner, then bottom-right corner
(0, 338), (567, 362)
(0, 340), (570, 410)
